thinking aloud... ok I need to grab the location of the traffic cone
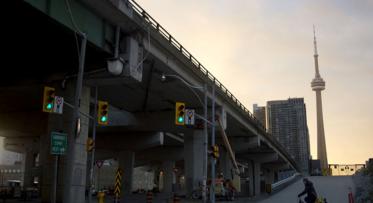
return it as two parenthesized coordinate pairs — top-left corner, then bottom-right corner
(348, 188), (354, 203)
(146, 191), (153, 203)
(173, 194), (180, 203)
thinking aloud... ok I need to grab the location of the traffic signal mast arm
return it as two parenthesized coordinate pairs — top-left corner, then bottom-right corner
(63, 100), (109, 126)
(62, 100), (94, 120)
(194, 112), (214, 126)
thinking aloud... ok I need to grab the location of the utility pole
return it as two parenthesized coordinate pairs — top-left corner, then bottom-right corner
(63, 33), (87, 203)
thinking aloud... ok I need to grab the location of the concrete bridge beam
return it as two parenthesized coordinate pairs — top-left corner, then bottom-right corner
(95, 132), (165, 151)
(229, 136), (260, 153)
(243, 153), (279, 163)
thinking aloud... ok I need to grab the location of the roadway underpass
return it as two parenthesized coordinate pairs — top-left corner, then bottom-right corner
(0, 1), (301, 203)
(257, 176), (355, 203)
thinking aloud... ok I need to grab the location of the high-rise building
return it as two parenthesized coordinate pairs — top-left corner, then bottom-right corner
(267, 98), (311, 173)
(253, 104), (266, 129)
(311, 27), (328, 173)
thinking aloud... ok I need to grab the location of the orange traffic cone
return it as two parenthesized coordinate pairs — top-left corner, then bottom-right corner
(146, 191), (153, 203)
(348, 188), (354, 203)
(173, 194), (180, 203)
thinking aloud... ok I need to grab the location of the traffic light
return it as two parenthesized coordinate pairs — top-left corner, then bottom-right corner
(211, 145), (219, 159)
(98, 101), (109, 125)
(175, 102), (185, 125)
(86, 137), (94, 152)
(43, 86), (55, 113)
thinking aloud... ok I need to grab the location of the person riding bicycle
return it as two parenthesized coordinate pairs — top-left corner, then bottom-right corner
(298, 178), (317, 203)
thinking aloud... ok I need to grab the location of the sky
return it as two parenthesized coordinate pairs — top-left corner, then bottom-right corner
(136, 0), (373, 164)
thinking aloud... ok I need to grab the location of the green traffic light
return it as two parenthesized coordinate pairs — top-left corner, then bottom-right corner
(177, 116), (184, 123)
(46, 103), (53, 110)
(100, 116), (107, 122)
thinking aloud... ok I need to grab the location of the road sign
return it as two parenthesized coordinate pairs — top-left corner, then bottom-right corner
(114, 168), (123, 199)
(185, 109), (195, 125)
(51, 132), (67, 155)
(53, 96), (64, 114)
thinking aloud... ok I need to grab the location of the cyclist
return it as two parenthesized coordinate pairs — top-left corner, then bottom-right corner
(298, 178), (317, 203)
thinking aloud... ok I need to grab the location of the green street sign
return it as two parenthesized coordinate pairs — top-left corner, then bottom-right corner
(51, 132), (67, 155)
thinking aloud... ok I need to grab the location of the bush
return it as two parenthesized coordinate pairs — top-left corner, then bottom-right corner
(353, 163), (373, 202)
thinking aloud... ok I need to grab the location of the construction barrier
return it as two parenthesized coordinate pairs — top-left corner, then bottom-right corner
(114, 168), (123, 202)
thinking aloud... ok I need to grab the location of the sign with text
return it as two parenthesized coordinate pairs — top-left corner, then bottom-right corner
(51, 132), (67, 155)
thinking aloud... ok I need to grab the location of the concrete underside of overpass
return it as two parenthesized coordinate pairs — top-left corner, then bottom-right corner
(0, 1), (299, 203)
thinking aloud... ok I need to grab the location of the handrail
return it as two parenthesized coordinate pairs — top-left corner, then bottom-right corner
(126, 0), (299, 171)
(271, 173), (301, 191)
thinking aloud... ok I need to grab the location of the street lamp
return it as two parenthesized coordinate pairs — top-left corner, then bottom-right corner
(161, 73), (211, 203)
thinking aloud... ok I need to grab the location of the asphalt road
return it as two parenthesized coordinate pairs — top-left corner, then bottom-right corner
(257, 176), (355, 203)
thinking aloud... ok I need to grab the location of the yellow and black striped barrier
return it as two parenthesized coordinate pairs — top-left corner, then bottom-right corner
(114, 168), (123, 202)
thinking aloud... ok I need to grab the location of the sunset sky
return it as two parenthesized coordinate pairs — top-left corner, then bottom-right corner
(136, 0), (373, 164)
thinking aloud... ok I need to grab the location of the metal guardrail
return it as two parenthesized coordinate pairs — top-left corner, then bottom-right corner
(127, 0), (299, 171)
(271, 173), (301, 192)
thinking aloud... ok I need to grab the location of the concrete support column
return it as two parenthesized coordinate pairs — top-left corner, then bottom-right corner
(63, 86), (90, 203)
(247, 162), (254, 197)
(161, 161), (175, 194)
(247, 161), (261, 196)
(263, 169), (275, 185)
(220, 149), (233, 180)
(23, 150), (35, 188)
(253, 162), (261, 196)
(118, 151), (135, 196)
(184, 130), (204, 196)
(40, 132), (63, 203)
(39, 85), (90, 203)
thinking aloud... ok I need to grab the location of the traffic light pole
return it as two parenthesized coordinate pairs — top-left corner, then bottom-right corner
(209, 85), (216, 203)
(160, 73), (213, 203)
(88, 86), (98, 203)
(51, 155), (59, 203)
(202, 83), (208, 203)
(64, 33), (87, 203)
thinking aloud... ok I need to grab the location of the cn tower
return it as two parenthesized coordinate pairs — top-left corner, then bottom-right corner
(311, 26), (328, 173)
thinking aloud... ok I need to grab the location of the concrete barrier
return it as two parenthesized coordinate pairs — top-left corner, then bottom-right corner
(271, 173), (301, 192)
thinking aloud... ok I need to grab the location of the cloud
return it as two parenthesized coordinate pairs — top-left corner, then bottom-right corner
(136, 0), (373, 163)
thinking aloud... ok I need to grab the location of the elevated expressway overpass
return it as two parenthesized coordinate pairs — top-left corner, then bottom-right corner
(0, 0), (300, 202)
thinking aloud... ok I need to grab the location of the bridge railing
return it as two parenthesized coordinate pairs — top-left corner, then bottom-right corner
(128, 0), (298, 171)
(129, 0), (260, 124)
(271, 173), (301, 192)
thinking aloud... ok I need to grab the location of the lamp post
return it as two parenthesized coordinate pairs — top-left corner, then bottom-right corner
(161, 74), (214, 203)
